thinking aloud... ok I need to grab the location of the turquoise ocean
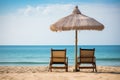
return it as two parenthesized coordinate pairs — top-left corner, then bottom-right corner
(0, 45), (120, 66)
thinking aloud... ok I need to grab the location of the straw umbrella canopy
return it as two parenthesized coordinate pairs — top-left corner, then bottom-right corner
(50, 6), (104, 71)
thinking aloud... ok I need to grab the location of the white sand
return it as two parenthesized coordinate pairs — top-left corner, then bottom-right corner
(0, 66), (120, 80)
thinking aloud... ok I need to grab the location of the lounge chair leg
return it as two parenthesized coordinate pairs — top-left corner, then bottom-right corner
(95, 68), (97, 72)
(65, 64), (68, 72)
(93, 65), (94, 72)
(95, 66), (97, 72)
(93, 63), (97, 72)
(67, 66), (68, 72)
(66, 68), (68, 72)
(94, 63), (97, 72)
(49, 64), (52, 72)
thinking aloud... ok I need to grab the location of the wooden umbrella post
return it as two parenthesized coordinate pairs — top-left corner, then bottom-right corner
(75, 30), (78, 72)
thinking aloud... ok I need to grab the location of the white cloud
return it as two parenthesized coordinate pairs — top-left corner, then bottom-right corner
(16, 4), (73, 17)
(0, 4), (120, 45)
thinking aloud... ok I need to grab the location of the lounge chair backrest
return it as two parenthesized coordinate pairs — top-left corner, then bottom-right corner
(80, 48), (95, 63)
(51, 49), (66, 63)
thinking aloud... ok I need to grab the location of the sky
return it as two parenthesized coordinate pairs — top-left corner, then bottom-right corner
(0, 0), (120, 45)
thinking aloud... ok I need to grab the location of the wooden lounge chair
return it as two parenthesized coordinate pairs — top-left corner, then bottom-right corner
(77, 48), (97, 72)
(49, 48), (68, 72)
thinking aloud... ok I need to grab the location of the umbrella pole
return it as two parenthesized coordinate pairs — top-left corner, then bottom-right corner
(75, 30), (78, 72)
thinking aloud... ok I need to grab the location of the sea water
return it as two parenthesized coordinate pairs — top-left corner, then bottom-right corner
(0, 45), (120, 66)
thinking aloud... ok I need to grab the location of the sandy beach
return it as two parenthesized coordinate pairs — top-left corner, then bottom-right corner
(0, 66), (120, 80)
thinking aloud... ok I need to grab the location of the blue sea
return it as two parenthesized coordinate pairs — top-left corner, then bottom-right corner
(0, 45), (120, 66)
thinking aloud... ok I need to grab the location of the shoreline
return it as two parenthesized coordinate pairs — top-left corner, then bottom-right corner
(0, 66), (120, 73)
(0, 66), (120, 80)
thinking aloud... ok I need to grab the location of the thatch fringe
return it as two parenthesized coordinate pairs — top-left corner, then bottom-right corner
(50, 6), (104, 32)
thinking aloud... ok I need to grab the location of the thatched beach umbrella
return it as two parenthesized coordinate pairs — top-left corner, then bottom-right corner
(50, 6), (104, 71)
